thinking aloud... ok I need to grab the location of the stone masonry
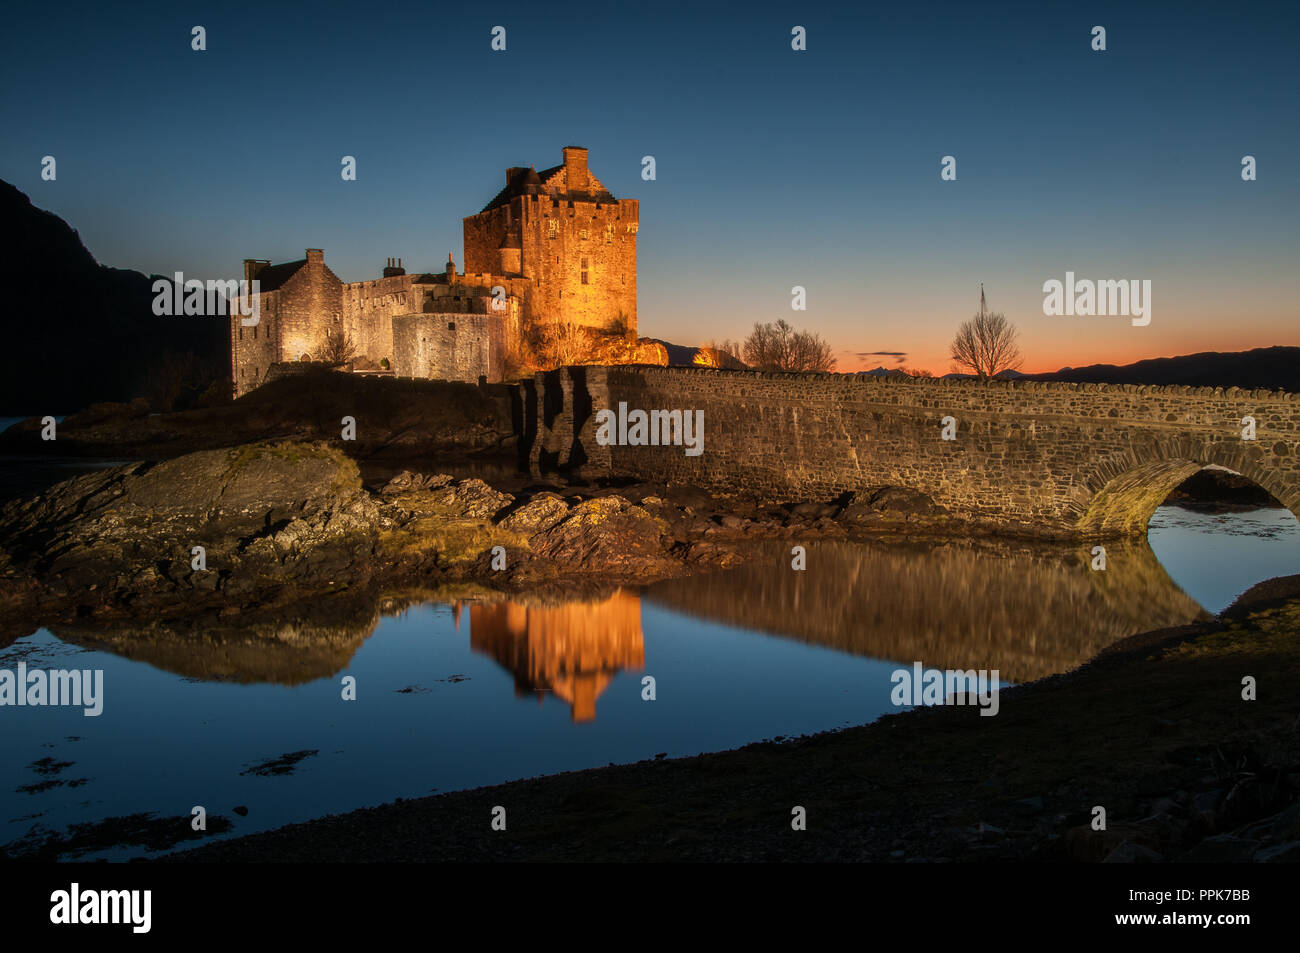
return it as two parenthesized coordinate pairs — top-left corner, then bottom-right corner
(524, 365), (1300, 538)
(230, 147), (635, 397)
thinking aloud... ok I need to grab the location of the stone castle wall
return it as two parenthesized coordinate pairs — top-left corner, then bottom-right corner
(340, 274), (419, 366)
(393, 313), (495, 383)
(526, 366), (1300, 538)
(464, 194), (638, 336)
(274, 251), (343, 364)
(230, 293), (279, 397)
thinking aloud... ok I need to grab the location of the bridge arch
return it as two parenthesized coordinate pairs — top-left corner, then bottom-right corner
(1077, 434), (1297, 536)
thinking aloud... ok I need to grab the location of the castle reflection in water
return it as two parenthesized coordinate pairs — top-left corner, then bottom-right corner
(459, 590), (645, 722)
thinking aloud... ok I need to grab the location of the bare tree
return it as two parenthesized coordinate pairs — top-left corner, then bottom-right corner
(743, 320), (837, 372)
(321, 326), (358, 365)
(949, 311), (1022, 381)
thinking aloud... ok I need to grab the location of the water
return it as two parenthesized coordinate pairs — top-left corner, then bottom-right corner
(0, 416), (139, 503)
(1147, 506), (1300, 613)
(3, 503), (1298, 860)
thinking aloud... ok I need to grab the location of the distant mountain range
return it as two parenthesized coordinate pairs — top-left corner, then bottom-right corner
(1022, 348), (1300, 390)
(863, 350), (1300, 390)
(0, 179), (227, 415)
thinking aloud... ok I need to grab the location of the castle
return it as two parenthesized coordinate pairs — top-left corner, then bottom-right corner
(230, 147), (639, 397)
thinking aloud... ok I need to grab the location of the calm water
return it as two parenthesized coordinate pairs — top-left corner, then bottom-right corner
(3, 503), (1299, 860)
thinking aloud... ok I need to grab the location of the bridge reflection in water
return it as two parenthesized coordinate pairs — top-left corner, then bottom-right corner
(463, 591), (645, 722)
(43, 535), (1209, 712)
(645, 537), (1209, 684)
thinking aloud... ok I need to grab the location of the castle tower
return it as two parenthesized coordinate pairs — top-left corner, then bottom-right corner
(462, 147), (637, 336)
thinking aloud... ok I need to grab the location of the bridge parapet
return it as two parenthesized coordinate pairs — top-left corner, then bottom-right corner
(521, 365), (1300, 538)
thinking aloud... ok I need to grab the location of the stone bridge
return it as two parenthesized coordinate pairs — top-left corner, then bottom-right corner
(519, 365), (1300, 538)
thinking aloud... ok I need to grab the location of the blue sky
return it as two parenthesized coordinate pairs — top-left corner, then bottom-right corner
(1, 0), (1296, 371)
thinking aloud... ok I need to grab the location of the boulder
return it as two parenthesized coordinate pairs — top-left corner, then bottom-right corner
(427, 479), (513, 520)
(0, 441), (379, 604)
(838, 486), (938, 522)
(499, 493), (570, 535)
(529, 496), (675, 574)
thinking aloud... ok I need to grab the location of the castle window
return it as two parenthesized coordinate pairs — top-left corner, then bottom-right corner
(448, 322), (456, 330)
(238, 327), (243, 341)
(581, 258), (589, 285)
(579, 228), (589, 240)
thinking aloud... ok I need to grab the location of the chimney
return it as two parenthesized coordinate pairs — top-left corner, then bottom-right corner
(383, 257), (405, 278)
(562, 146), (589, 192)
(506, 166), (526, 186)
(306, 248), (324, 265)
(446, 252), (456, 281)
(243, 259), (269, 284)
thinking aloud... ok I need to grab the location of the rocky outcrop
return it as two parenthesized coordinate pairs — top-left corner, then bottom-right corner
(0, 441), (743, 636)
(0, 442), (379, 630)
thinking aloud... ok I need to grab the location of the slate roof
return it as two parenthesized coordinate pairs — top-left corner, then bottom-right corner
(254, 259), (306, 292)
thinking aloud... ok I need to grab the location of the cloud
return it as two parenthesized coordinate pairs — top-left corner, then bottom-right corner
(853, 351), (908, 365)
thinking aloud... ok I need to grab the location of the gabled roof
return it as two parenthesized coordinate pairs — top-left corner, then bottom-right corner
(255, 259), (306, 291)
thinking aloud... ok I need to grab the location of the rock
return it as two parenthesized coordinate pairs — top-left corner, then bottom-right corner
(1103, 840), (1164, 863)
(428, 479), (513, 520)
(380, 471), (453, 495)
(789, 502), (836, 520)
(1253, 840), (1300, 862)
(1177, 835), (1260, 863)
(0, 441), (379, 611)
(1150, 797), (1180, 816)
(529, 496), (675, 574)
(1191, 789), (1222, 825)
(1268, 802), (1300, 840)
(498, 493), (570, 535)
(838, 486), (937, 522)
(1063, 823), (1158, 862)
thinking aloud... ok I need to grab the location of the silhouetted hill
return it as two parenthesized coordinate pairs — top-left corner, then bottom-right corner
(1025, 347), (1300, 391)
(0, 179), (227, 414)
